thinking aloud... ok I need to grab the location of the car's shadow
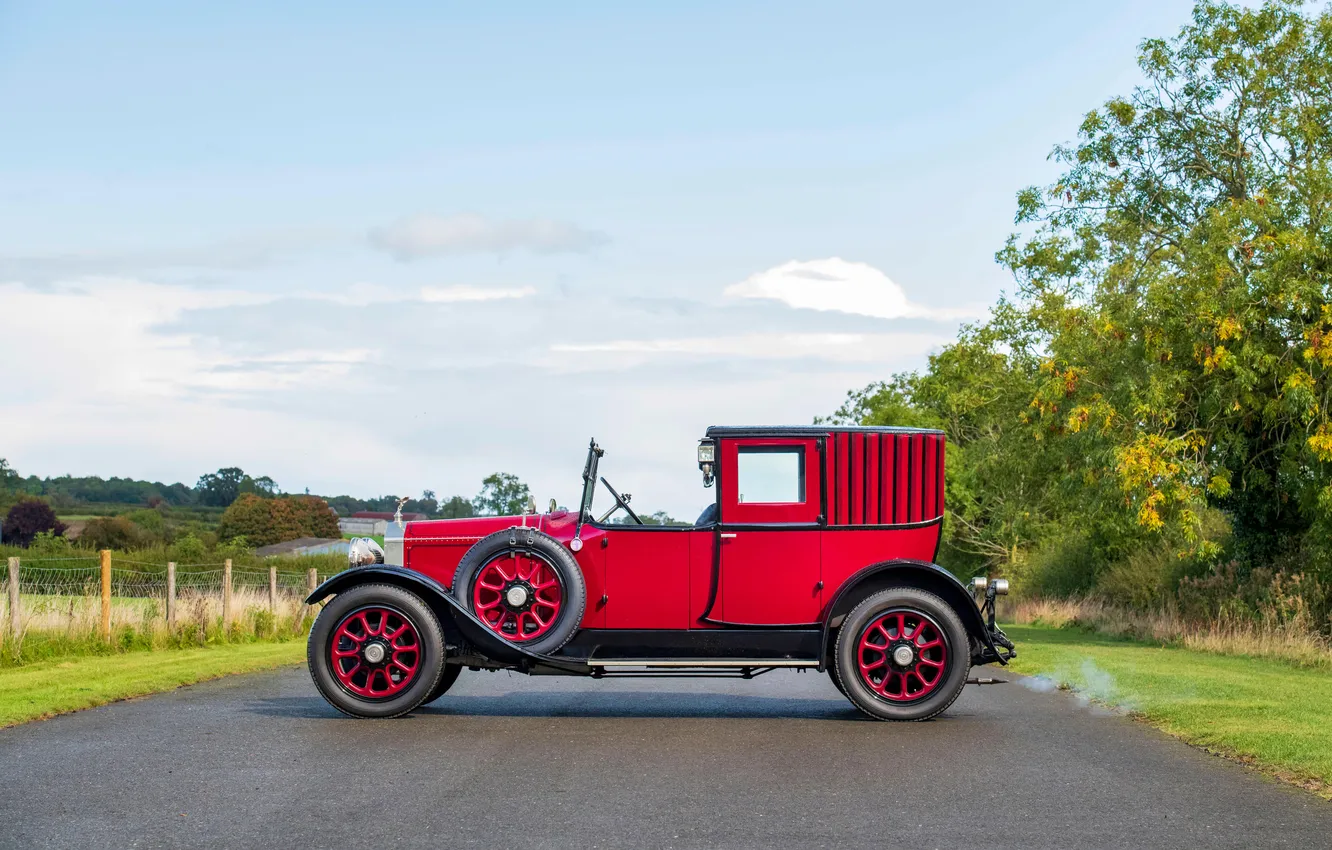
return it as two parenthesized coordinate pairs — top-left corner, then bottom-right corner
(246, 692), (865, 721)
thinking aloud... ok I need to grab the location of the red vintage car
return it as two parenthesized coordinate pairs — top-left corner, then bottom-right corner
(306, 427), (1015, 721)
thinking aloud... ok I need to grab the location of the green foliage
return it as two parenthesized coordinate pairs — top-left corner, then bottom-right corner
(437, 495), (475, 519)
(195, 467), (278, 507)
(80, 516), (153, 551)
(473, 473), (532, 516)
(216, 494), (339, 548)
(170, 533), (208, 563)
(830, 2), (1332, 634)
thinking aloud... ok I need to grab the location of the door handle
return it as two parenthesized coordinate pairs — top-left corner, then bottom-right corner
(720, 533), (738, 539)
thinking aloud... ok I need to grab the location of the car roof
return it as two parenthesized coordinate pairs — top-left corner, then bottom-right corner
(705, 425), (945, 438)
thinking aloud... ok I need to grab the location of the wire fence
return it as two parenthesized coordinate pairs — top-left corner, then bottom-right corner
(2, 552), (337, 645)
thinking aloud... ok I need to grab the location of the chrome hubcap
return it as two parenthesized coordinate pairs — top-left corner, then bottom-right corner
(892, 645), (916, 667)
(363, 643), (387, 664)
(506, 585), (530, 607)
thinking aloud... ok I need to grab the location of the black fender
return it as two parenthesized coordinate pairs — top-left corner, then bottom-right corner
(819, 559), (1003, 668)
(306, 565), (589, 675)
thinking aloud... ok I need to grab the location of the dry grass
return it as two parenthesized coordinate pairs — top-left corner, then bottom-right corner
(0, 587), (315, 664)
(1010, 596), (1332, 671)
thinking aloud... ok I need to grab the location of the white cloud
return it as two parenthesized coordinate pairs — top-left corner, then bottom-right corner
(420, 284), (536, 303)
(551, 332), (947, 363)
(369, 213), (609, 260)
(724, 257), (981, 321)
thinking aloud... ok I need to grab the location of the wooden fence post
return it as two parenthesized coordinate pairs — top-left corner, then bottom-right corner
(100, 550), (111, 641)
(7, 557), (19, 642)
(166, 562), (176, 630)
(268, 565), (278, 614)
(222, 559), (233, 629)
(304, 567), (319, 625)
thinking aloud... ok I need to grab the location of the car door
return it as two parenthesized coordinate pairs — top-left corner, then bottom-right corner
(717, 437), (823, 626)
(602, 528), (692, 629)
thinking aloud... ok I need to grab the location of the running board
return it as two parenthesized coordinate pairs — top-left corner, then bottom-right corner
(586, 658), (819, 669)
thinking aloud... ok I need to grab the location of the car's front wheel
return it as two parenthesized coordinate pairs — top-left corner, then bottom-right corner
(833, 587), (970, 721)
(308, 583), (445, 719)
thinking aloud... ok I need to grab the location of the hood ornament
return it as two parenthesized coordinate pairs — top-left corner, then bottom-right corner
(394, 496), (410, 529)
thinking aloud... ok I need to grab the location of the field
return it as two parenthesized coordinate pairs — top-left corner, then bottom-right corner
(1007, 624), (1332, 799)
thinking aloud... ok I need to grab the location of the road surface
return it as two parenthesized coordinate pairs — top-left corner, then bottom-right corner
(1, 664), (1329, 849)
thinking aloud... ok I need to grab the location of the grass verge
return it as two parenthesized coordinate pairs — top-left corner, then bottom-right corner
(0, 639), (305, 728)
(1006, 624), (1332, 799)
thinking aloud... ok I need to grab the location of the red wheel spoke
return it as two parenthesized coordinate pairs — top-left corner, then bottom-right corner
(328, 606), (422, 700)
(471, 553), (564, 643)
(855, 608), (949, 703)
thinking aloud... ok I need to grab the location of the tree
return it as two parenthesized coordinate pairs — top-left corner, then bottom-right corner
(472, 473), (531, 516)
(196, 467), (279, 507)
(438, 495), (475, 519)
(0, 458), (20, 494)
(216, 494), (339, 547)
(2, 498), (66, 547)
(196, 467), (247, 507)
(998, 0), (1332, 570)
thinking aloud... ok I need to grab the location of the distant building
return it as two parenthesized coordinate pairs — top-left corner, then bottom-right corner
(253, 537), (350, 558)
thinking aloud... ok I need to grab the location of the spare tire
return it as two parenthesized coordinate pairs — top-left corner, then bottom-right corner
(451, 527), (587, 655)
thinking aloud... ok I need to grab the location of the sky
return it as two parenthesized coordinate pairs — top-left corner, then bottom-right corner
(0, 0), (1200, 519)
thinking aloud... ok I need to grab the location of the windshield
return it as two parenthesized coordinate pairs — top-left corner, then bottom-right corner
(579, 439), (603, 521)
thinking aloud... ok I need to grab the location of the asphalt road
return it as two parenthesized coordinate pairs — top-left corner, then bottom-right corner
(1, 664), (1329, 850)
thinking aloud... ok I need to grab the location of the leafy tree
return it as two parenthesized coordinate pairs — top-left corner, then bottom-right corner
(0, 458), (20, 494)
(438, 495), (475, 519)
(1, 498), (65, 547)
(998, 0), (1332, 570)
(196, 468), (279, 507)
(832, 1), (1332, 602)
(216, 494), (339, 547)
(472, 473), (532, 516)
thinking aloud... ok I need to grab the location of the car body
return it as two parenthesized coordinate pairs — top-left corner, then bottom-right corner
(306, 426), (1015, 721)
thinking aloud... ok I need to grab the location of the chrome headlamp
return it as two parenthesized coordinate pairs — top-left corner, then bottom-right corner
(348, 537), (386, 568)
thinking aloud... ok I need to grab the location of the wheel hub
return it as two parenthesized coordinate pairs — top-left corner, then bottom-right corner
(505, 584), (531, 608)
(363, 641), (388, 664)
(891, 643), (916, 667)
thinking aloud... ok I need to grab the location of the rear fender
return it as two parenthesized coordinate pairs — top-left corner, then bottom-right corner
(820, 559), (1001, 668)
(307, 565), (588, 674)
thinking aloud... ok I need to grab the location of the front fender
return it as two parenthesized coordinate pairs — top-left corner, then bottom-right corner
(307, 565), (588, 674)
(820, 559), (1004, 667)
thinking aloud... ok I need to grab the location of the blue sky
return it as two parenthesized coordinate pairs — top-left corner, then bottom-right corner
(0, 0), (1198, 517)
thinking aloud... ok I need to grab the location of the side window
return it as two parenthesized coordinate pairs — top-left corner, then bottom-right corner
(737, 447), (805, 504)
(721, 438), (821, 524)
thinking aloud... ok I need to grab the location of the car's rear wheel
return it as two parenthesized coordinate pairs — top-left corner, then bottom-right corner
(834, 587), (969, 721)
(308, 583), (445, 719)
(452, 528), (587, 655)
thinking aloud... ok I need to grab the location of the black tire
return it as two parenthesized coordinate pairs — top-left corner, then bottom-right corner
(452, 527), (587, 655)
(834, 587), (970, 721)
(827, 650), (848, 697)
(422, 664), (463, 705)
(308, 583), (445, 719)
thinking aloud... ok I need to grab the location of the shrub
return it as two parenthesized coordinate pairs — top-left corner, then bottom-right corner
(79, 516), (151, 551)
(1, 498), (66, 547)
(1096, 543), (1179, 610)
(124, 508), (167, 537)
(170, 533), (208, 563)
(217, 494), (339, 547)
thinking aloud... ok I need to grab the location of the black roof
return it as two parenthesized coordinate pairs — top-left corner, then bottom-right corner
(705, 425), (945, 438)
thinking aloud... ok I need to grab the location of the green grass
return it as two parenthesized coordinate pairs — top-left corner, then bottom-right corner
(0, 639), (306, 727)
(1007, 624), (1332, 798)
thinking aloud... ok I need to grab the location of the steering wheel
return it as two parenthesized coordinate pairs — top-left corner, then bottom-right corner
(597, 477), (643, 524)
